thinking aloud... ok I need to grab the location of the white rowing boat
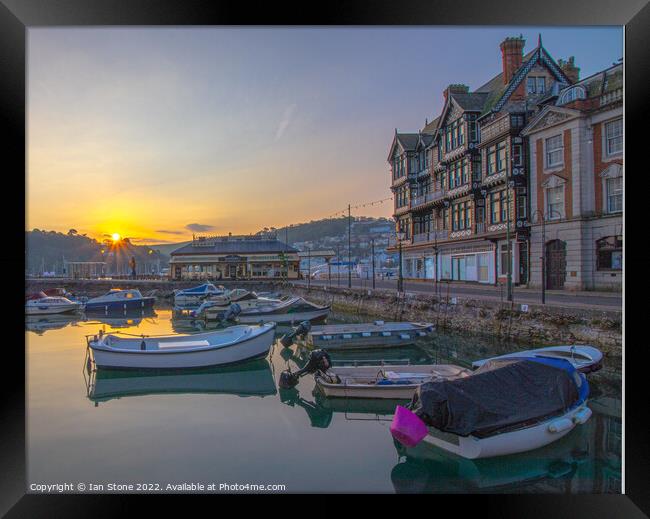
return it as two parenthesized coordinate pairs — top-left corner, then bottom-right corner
(87, 322), (276, 370)
(315, 364), (471, 399)
(472, 345), (603, 374)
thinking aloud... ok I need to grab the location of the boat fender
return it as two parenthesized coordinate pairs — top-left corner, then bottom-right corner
(140, 341), (146, 351)
(572, 407), (592, 425)
(548, 418), (574, 433)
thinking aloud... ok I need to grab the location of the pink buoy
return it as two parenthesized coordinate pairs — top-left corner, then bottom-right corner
(390, 405), (428, 447)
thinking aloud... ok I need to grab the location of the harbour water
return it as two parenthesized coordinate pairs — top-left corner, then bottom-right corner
(26, 307), (621, 493)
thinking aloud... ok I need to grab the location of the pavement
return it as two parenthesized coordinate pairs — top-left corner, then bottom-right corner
(292, 277), (622, 311)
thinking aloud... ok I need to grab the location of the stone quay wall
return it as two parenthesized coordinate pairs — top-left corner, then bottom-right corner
(26, 278), (622, 355)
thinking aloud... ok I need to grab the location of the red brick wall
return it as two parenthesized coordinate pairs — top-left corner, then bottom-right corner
(593, 121), (623, 215)
(535, 129), (572, 218)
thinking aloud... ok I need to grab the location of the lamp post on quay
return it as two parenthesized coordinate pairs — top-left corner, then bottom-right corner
(396, 231), (405, 293)
(530, 208), (562, 305)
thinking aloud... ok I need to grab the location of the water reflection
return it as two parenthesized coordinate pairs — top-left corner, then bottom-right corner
(25, 314), (82, 335)
(391, 396), (621, 493)
(86, 358), (276, 405)
(26, 307), (621, 493)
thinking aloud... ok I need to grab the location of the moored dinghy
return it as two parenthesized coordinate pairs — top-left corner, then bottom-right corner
(87, 322), (276, 370)
(472, 345), (603, 374)
(221, 296), (330, 325)
(25, 295), (82, 315)
(173, 283), (225, 304)
(391, 357), (592, 459)
(315, 363), (472, 399)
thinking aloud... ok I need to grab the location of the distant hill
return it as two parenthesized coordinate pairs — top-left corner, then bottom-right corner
(146, 241), (191, 256)
(259, 216), (394, 246)
(26, 229), (169, 275)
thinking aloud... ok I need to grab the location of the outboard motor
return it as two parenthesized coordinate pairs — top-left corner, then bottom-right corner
(279, 320), (312, 348)
(222, 303), (241, 322)
(278, 349), (331, 389)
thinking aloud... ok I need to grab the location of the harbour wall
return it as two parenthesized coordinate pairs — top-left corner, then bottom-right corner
(26, 278), (622, 355)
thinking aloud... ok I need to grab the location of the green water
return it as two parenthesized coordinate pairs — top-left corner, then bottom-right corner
(26, 308), (621, 493)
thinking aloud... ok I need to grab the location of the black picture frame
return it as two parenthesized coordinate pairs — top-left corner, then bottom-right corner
(2, 0), (646, 514)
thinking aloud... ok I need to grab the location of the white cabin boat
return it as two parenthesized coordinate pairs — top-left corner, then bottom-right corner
(25, 296), (82, 315)
(315, 364), (472, 399)
(84, 289), (155, 312)
(87, 322), (276, 369)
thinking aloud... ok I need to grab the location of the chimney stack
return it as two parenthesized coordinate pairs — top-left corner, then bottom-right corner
(558, 56), (580, 84)
(443, 84), (469, 102)
(500, 35), (526, 85)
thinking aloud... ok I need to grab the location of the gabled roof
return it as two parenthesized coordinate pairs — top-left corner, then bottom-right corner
(422, 115), (440, 135)
(520, 105), (581, 136)
(475, 49), (537, 93)
(450, 92), (490, 111)
(485, 42), (571, 117)
(396, 133), (420, 151)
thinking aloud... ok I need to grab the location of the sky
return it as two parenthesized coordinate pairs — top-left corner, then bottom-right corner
(27, 26), (623, 244)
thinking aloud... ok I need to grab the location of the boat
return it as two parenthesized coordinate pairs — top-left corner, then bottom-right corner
(25, 295), (83, 315)
(173, 283), (225, 304)
(231, 296), (330, 325)
(288, 321), (435, 350)
(84, 289), (156, 313)
(314, 363), (472, 399)
(390, 356), (592, 460)
(86, 322), (276, 370)
(472, 345), (603, 374)
(195, 290), (283, 317)
(86, 358), (276, 404)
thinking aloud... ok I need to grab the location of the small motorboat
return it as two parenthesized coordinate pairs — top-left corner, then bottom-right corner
(233, 296), (330, 325)
(315, 363), (472, 399)
(195, 290), (280, 317)
(281, 320), (435, 350)
(173, 283), (225, 304)
(84, 289), (156, 313)
(86, 322), (276, 370)
(390, 357), (592, 460)
(472, 345), (603, 374)
(25, 295), (82, 315)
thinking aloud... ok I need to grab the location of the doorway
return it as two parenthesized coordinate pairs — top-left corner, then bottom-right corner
(545, 240), (566, 290)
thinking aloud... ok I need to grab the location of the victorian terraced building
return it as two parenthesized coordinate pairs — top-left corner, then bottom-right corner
(388, 35), (623, 291)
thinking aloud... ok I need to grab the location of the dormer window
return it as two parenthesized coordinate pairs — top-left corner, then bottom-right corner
(558, 86), (586, 105)
(527, 76), (546, 94)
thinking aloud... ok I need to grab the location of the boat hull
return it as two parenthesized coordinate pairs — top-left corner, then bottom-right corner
(472, 345), (603, 374)
(84, 297), (156, 313)
(89, 325), (276, 370)
(421, 405), (592, 459)
(25, 303), (81, 315)
(237, 307), (330, 325)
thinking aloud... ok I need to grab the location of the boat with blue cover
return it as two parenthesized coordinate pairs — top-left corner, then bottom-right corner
(83, 289), (156, 313)
(391, 356), (592, 459)
(173, 283), (225, 304)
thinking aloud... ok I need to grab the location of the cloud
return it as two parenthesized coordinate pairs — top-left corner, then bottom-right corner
(155, 229), (184, 235)
(275, 103), (297, 141)
(185, 223), (215, 233)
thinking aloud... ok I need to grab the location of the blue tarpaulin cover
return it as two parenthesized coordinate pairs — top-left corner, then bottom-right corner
(409, 357), (585, 438)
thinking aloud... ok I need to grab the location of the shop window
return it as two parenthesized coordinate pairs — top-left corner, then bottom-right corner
(596, 236), (622, 270)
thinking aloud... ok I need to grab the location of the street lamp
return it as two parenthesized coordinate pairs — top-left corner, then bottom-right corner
(396, 230), (405, 293)
(531, 208), (562, 304)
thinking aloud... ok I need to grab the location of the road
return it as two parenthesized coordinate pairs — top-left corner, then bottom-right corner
(292, 278), (622, 311)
